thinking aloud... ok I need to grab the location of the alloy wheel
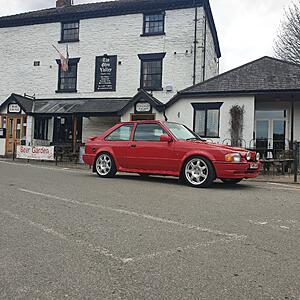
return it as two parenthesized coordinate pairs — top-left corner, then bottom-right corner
(185, 158), (209, 186)
(95, 153), (112, 176)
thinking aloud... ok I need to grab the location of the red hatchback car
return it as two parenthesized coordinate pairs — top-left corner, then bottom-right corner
(83, 121), (260, 188)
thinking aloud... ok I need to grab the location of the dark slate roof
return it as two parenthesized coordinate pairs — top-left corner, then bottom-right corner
(167, 56), (300, 106)
(0, 94), (131, 115)
(0, 93), (34, 113)
(33, 98), (131, 115)
(0, 0), (220, 58)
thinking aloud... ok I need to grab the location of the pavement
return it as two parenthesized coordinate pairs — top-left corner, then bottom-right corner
(0, 160), (299, 299)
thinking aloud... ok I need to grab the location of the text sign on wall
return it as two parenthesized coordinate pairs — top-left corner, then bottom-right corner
(95, 55), (117, 91)
(8, 103), (21, 113)
(16, 146), (55, 161)
(135, 102), (152, 114)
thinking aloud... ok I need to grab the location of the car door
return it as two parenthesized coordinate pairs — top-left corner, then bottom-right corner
(104, 123), (134, 168)
(126, 123), (177, 172)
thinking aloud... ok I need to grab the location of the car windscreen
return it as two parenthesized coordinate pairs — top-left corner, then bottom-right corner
(164, 122), (202, 141)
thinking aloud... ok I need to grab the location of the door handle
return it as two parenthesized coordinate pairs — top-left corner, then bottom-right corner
(130, 144), (137, 148)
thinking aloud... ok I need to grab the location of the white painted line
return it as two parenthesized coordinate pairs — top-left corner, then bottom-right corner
(0, 209), (128, 263)
(18, 188), (246, 241)
(267, 182), (300, 189)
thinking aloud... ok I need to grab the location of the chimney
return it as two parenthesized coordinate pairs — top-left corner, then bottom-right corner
(56, 0), (72, 8)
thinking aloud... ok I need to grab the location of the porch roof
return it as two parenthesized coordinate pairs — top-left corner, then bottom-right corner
(0, 94), (131, 116)
(167, 56), (300, 106)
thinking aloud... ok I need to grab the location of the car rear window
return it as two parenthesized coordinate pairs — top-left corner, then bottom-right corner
(106, 124), (133, 141)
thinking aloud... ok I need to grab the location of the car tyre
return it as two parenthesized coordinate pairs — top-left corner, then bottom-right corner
(94, 152), (117, 178)
(139, 173), (150, 178)
(221, 178), (243, 184)
(182, 156), (215, 188)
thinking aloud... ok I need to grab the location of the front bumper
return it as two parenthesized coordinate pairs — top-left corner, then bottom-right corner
(214, 161), (261, 179)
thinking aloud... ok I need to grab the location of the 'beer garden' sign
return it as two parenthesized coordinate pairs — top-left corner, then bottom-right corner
(95, 55), (117, 91)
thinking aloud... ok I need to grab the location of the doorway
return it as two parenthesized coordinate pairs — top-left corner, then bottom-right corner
(255, 110), (287, 150)
(5, 115), (27, 155)
(131, 114), (155, 121)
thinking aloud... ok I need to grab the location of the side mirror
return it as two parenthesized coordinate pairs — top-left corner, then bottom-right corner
(160, 135), (173, 142)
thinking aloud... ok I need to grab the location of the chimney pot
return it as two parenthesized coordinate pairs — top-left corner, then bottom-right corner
(56, 0), (72, 8)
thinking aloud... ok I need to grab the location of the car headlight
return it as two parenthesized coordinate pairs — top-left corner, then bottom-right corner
(256, 152), (260, 161)
(246, 152), (251, 161)
(225, 153), (241, 163)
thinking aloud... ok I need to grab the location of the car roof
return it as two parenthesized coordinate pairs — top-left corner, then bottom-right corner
(119, 120), (164, 125)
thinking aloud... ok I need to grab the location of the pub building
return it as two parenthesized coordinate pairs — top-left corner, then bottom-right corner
(0, 0), (221, 158)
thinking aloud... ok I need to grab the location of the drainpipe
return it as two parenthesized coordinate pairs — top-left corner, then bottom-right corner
(202, 13), (207, 82)
(193, 1), (198, 85)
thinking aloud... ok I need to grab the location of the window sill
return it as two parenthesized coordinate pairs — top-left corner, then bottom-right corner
(140, 32), (165, 37)
(56, 90), (77, 93)
(139, 87), (163, 91)
(58, 39), (80, 44)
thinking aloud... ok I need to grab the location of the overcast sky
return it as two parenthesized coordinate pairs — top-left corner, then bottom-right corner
(0, 0), (294, 72)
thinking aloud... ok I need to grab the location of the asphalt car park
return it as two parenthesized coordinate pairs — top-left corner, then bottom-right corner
(0, 160), (299, 299)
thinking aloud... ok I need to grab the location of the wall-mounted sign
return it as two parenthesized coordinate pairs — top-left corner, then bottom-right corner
(95, 55), (117, 91)
(16, 146), (55, 161)
(8, 103), (21, 114)
(135, 102), (152, 114)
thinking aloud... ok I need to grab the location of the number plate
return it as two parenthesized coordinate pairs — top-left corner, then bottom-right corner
(249, 163), (258, 169)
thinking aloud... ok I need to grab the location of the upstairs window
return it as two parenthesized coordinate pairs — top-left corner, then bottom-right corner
(56, 58), (80, 93)
(192, 103), (223, 138)
(61, 21), (79, 42)
(143, 12), (165, 36)
(138, 53), (166, 91)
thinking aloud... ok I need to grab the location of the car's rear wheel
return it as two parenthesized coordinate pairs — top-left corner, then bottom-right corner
(182, 156), (215, 188)
(94, 153), (116, 178)
(139, 173), (150, 178)
(221, 178), (243, 184)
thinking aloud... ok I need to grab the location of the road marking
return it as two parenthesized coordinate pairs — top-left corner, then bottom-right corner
(0, 209), (129, 263)
(18, 188), (246, 241)
(249, 219), (300, 231)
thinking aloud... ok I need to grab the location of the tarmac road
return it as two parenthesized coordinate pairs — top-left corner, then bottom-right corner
(0, 160), (299, 299)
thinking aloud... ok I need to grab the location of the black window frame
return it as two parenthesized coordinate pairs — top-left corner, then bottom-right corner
(141, 11), (165, 36)
(60, 21), (80, 43)
(192, 103), (223, 138)
(56, 58), (80, 93)
(133, 123), (167, 142)
(34, 117), (49, 140)
(138, 53), (166, 91)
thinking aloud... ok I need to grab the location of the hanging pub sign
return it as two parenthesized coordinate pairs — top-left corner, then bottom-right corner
(95, 55), (117, 91)
(135, 102), (152, 114)
(8, 103), (21, 114)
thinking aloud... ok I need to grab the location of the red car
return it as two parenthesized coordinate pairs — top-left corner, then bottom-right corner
(83, 121), (260, 188)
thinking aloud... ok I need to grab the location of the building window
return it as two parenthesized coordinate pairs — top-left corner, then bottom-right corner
(192, 103), (223, 138)
(56, 58), (80, 93)
(143, 12), (165, 36)
(61, 21), (79, 42)
(34, 117), (49, 140)
(138, 53), (166, 91)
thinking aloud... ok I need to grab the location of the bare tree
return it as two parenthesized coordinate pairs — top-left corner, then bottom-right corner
(274, 1), (300, 64)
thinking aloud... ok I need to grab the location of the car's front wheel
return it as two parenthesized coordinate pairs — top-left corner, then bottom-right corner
(221, 178), (243, 184)
(94, 153), (116, 178)
(182, 156), (215, 188)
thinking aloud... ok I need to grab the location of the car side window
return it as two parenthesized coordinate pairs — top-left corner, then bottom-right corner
(106, 124), (133, 141)
(134, 123), (166, 141)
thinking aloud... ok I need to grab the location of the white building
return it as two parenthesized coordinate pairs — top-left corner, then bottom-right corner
(0, 0), (221, 157)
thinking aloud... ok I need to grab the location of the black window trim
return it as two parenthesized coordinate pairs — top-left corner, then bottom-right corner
(133, 122), (167, 142)
(56, 57), (80, 93)
(192, 102), (223, 138)
(138, 52), (166, 91)
(59, 20), (80, 43)
(141, 11), (166, 37)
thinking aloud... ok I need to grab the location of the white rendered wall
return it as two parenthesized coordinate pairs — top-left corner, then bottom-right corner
(0, 6), (219, 105)
(293, 102), (300, 142)
(0, 139), (5, 156)
(121, 107), (165, 122)
(166, 96), (255, 144)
